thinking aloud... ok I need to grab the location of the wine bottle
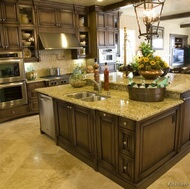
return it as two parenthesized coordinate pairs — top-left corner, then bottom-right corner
(157, 76), (170, 88)
(147, 77), (161, 88)
(128, 72), (138, 88)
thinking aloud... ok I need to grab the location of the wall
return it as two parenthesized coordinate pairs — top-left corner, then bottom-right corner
(120, 14), (190, 65)
(24, 50), (94, 77)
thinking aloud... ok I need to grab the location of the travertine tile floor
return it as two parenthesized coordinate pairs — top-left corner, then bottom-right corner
(0, 115), (190, 189)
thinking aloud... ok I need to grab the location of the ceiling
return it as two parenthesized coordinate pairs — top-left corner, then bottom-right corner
(45, 0), (190, 26)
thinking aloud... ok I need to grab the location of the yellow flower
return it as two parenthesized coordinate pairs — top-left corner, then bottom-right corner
(150, 60), (156, 65)
(144, 57), (149, 62)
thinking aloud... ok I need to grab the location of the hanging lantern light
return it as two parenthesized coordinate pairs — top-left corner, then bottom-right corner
(133, 0), (165, 42)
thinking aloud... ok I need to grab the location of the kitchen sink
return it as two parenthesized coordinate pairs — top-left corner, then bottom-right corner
(67, 91), (97, 99)
(67, 91), (109, 102)
(81, 96), (108, 102)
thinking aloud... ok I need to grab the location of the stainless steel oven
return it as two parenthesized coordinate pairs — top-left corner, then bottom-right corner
(0, 81), (27, 109)
(0, 51), (27, 109)
(98, 48), (116, 63)
(0, 51), (25, 83)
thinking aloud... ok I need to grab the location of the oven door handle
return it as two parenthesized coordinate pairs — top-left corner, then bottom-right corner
(0, 82), (24, 88)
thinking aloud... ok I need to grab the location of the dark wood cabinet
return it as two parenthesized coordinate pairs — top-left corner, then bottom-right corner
(180, 91), (190, 149)
(54, 99), (96, 167)
(0, 104), (29, 123)
(0, 23), (21, 50)
(37, 1), (76, 35)
(0, 1), (21, 50)
(0, 0), (19, 24)
(27, 81), (46, 113)
(89, 10), (119, 58)
(96, 110), (118, 173)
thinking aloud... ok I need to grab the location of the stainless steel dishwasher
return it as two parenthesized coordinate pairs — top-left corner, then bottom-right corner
(38, 93), (55, 139)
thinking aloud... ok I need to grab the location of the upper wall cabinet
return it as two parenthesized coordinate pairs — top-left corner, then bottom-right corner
(19, 3), (36, 25)
(0, 0), (21, 50)
(89, 9), (120, 58)
(0, 0), (19, 24)
(36, 1), (76, 34)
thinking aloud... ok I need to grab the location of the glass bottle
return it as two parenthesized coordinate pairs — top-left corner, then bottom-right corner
(104, 62), (109, 91)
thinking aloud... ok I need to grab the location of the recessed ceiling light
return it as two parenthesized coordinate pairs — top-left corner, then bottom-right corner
(97, 0), (103, 2)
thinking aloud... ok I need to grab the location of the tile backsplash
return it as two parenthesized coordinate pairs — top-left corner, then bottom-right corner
(24, 50), (95, 77)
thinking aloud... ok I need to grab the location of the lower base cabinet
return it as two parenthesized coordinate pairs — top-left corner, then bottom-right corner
(0, 104), (29, 123)
(53, 98), (189, 189)
(54, 99), (96, 168)
(96, 111), (118, 173)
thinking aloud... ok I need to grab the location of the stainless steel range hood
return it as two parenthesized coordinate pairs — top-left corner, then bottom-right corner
(39, 33), (82, 50)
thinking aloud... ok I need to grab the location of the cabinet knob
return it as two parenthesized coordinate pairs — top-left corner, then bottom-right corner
(123, 141), (127, 145)
(2, 18), (5, 22)
(103, 113), (106, 117)
(123, 122), (127, 126)
(12, 111), (15, 114)
(123, 166), (127, 170)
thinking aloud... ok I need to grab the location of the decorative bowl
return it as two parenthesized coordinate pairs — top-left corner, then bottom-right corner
(22, 33), (31, 38)
(128, 84), (165, 102)
(24, 41), (31, 46)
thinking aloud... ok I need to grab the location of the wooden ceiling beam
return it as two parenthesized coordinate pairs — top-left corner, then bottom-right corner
(180, 23), (190, 28)
(103, 0), (140, 11)
(161, 12), (190, 21)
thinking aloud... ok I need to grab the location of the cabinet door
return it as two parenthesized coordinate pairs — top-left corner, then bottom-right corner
(138, 109), (179, 180)
(55, 101), (74, 145)
(105, 13), (115, 29)
(73, 105), (94, 159)
(0, 24), (20, 50)
(180, 92), (190, 149)
(59, 9), (75, 28)
(38, 8), (57, 27)
(106, 30), (115, 47)
(0, 1), (18, 23)
(96, 111), (118, 172)
(27, 81), (45, 112)
(97, 30), (106, 47)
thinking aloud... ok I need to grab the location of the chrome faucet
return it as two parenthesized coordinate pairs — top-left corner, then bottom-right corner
(84, 79), (102, 93)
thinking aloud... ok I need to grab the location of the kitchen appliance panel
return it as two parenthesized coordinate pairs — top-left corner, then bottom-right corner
(98, 48), (116, 64)
(0, 52), (25, 83)
(0, 81), (28, 109)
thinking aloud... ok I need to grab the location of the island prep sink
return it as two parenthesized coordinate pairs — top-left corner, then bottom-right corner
(67, 91), (109, 102)
(81, 96), (108, 102)
(66, 91), (97, 99)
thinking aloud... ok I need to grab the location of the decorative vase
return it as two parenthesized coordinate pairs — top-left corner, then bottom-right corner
(139, 70), (163, 79)
(69, 66), (86, 88)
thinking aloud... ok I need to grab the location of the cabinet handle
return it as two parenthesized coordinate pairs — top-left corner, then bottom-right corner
(103, 113), (106, 117)
(2, 18), (5, 22)
(67, 106), (70, 108)
(123, 122), (127, 126)
(123, 166), (127, 170)
(182, 96), (190, 101)
(12, 111), (15, 114)
(123, 141), (127, 145)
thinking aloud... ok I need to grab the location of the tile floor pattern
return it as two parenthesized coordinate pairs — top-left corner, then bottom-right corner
(0, 115), (190, 189)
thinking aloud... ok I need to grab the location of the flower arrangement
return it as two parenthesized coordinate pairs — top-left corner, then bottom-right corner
(131, 42), (169, 71)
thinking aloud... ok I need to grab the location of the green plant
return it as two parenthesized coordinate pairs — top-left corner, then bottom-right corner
(130, 42), (169, 71)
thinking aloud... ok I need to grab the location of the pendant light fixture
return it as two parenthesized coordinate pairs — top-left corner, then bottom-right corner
(133, 0), (165, 42)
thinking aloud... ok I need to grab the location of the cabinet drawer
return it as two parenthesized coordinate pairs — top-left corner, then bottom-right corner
(27, 81), (45, 90)
(119, 154), (134, 182)
(119, 127), (135, 157)
(0, 105), (29, 119)
(119, 117), (136, 131)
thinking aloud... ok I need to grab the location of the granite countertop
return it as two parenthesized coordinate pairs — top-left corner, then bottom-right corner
(35, 84), (183, 121)
(35, 72), (190, 121)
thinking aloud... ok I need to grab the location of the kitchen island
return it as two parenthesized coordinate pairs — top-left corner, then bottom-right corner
(36, 72), (190, 189)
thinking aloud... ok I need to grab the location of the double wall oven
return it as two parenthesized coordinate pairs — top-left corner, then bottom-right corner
(0, 51), (27, 109)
